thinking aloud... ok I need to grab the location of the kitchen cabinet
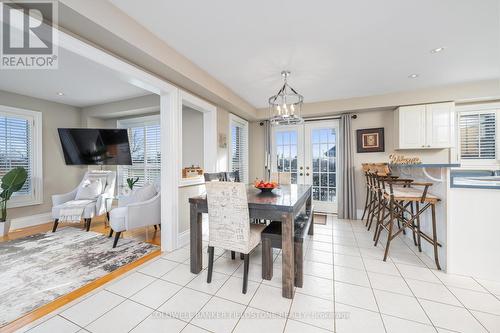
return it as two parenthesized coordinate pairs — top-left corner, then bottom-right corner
(395, 102), (455, 149)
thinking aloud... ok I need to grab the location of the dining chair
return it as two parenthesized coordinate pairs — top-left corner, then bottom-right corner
(205, 182), (266, 293)
(204, 172), (225, 182)
(270, 172), (291, 185)
(224, 171), (240, 182)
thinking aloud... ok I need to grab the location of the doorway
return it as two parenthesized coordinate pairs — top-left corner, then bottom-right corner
(271, 120), (339, 213)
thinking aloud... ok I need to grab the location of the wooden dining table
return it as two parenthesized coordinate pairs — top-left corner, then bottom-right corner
(188, 184), (313, 299)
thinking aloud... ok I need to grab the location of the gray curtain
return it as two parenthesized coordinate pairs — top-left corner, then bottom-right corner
(263, 120), (272, 180)
(338, 114), (357, 219)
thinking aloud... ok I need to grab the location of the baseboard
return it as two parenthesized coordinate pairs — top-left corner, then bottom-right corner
(10, 212), (52, 230)
(177, 229), (190, 248)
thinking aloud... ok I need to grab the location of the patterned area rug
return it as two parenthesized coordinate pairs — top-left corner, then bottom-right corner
(0, 227), (159, 327)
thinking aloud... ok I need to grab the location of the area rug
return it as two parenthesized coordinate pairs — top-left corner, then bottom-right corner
(0, 227), (159, 327)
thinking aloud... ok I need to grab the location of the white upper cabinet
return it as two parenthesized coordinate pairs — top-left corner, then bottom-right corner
(395, 102), (455, 149)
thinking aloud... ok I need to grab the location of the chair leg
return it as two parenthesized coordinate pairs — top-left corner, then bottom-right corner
(154, 225), (158, 231)
(231, 251), (236, 260)
(106, 212), (110, 222)
(262, 238), (273, 280)
(361, 187), (370, 220)
(431, 204), (441, 270)
(85, 218), (92, 232)
(108, 229), (114, 238)
(242, 253), (250, 294)
(410, 202), (417, 246)
(240, 253), (244, 260)
(113, 231), (121, 248)
(207, 246), (215, 283)
(52, 219), (59, 232)
(383, 200), (395, 261)
(416, 202), (422, 252)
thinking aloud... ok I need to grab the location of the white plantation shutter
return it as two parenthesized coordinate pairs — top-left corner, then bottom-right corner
(0, 106), (42, 207)
(459, 112), (496, 160)
(229, 114), (249, 183)
(118, 116), (161, 192)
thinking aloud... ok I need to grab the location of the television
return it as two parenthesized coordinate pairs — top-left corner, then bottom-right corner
(58, 128), (132, 165)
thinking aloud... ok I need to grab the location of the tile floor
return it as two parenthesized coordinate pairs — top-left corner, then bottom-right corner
(18, 216), (500, 333)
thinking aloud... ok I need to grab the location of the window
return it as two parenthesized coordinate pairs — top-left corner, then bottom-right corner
(0, 106), (42, 207)
(458, 105), (500, 167)
(229, 114), (249, 183)
(118, 115), (160, 192)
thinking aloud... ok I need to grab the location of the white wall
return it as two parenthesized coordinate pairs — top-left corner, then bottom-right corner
(182, 106), (204, 168)
(0, 90), (85, 220)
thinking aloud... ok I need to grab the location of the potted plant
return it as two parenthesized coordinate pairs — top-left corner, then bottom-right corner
(0, 167), (28, 236)
(126, 177), (139, 190)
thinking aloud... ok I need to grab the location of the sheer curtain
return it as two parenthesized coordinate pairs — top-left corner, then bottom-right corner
(338, 114), (357, 219)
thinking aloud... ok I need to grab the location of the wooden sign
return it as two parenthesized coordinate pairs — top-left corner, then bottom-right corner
(389, 154), (422, 165)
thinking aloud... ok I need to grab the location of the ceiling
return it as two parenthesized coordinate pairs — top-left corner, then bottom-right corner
(0, 47), (149, 107)
(109, 0), (500, 108)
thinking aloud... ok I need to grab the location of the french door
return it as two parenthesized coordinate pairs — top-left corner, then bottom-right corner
(271, 120), (339, 213)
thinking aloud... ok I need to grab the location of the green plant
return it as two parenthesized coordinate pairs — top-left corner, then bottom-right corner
(126, 177), (139, 190)
(0, 167), (28, 222)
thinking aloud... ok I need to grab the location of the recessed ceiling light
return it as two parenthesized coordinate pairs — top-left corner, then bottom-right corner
(431, 47), (445, 53)
(408, 74), (419, 79)
(56, 92), (64, 96)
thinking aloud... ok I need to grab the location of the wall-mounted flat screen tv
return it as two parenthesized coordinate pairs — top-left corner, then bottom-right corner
(58, 128), (132, 165)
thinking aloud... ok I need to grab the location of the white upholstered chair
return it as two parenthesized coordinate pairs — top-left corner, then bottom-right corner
(205, 182), (265, 293)
(52, 170), (116, 232)
(270, 172), (291, 185)
(108, 183), (160, 248)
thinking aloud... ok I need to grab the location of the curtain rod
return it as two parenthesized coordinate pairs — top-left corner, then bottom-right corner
(259, 114), (356, 125)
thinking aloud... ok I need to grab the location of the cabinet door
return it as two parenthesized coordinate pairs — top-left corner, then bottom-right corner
(426, 102), (454, 148)
(398, 105), (427, 149)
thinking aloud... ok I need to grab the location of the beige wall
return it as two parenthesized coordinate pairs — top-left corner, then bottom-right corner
(182, 106), (204, 168)
(217, 108), (230, 172)
(0, 90), (85, 220)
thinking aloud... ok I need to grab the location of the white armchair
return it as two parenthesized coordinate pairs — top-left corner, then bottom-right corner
(109, 184), (160, 248)
(52, 170), (116, 232)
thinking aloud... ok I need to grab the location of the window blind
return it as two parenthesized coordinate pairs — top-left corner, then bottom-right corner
(0, 114), (32, 197)
(459, 112), (496, 160)
(230, 116), (249, 183)
(118, 118), (161, 191)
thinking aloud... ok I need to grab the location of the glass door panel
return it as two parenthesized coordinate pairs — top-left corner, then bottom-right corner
(304, 121), (338, 213)
(271, 125), (303, 184)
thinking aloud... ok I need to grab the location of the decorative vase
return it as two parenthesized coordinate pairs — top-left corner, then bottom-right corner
(0, 220), (11, 237)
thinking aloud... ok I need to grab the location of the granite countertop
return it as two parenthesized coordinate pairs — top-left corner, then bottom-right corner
(389, 163), (461, 168)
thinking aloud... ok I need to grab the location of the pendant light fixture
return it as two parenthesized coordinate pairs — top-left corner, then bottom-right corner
(268, 70), (304, 126)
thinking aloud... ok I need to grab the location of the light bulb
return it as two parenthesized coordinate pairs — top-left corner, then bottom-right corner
(290, 104), (295, 114)
(276, 105), (281, 115)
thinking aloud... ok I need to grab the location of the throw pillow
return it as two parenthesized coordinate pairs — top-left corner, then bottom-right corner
(76, 178), (103, 200)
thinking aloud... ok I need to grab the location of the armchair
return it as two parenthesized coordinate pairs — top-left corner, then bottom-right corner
(52, 170), (116, 232)
(108, 184), (160, 248)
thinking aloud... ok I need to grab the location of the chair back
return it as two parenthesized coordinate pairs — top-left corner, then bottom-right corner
(82, 170), (116, 197)
(204, 172), (225, 182)
(205, 182), (250, 253)
(224, 171), (240, 182)
(270, 172), (291, 185)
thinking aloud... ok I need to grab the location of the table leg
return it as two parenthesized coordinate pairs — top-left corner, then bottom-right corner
(281, 212), (294, 299)
(190, 204), (203, 274)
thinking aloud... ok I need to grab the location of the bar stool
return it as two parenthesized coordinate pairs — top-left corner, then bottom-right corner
(374, 177), (442, 270)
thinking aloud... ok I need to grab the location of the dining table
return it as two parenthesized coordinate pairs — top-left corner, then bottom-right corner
(188, 184), (313, 299)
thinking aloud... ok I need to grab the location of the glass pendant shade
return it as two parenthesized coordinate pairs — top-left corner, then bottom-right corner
(268, 71), (304, 126)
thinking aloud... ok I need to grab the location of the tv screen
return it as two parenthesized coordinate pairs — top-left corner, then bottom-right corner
(58, 128), (132, 165)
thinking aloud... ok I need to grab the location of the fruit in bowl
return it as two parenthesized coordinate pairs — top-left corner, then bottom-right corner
(254, 180), (279, 192)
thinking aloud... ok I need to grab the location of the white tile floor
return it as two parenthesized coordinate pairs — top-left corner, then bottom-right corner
(19, 216), (500, 333)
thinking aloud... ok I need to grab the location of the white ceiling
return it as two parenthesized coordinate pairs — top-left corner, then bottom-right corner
(110, 0), (500, 108)
(0, 47), (149, 107)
